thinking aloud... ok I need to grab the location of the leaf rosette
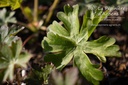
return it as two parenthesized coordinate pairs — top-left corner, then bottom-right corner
(0, 25), (31, 81)
(42, 5), (121, 85)
(0, 39), (31, 81)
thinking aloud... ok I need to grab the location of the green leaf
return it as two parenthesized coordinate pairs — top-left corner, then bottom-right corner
(0, 25), (29, 81)
(0, 25), (24, 46)
(79, 9), (109, 42)
(44, 51), (74, 70)
(31, 64), (53, 84)
(57, 5), (80, 40)
(3, 61), (15, 81)
(11, 38), (22, 58)
(42, 32), (76, 53)
(0, 39), (31, 81)
(83, 36), (121, 62)
(48, 21), (70, 37)
(74, 49), (103, 85)
(0, 8), (17, 25)
(42, 4), (121, 85)
(0, 43), (13, 61)
(0, 0), (22, 10)
(41, 65), (53, 84)
(42, 31), (76, 69)
(0, 25), (8, 42)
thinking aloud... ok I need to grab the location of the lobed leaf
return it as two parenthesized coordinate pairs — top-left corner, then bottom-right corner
(42, 32), (76, 53)
(42, 4), (121, 85)
(0, 8), (17, 25)
(78, 9), (109, 43)
(0, 39), (31, 81)
(83, 36), (121, 62)
(57, 5), (80, 40)
(0, 43), (12, 61)
(48, 21), (70, 37)
(11, 38), (22, 58)
(74, 49), (103, 85)
(0, 25), (24, 46)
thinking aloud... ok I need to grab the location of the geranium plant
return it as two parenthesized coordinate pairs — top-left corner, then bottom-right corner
(42, 4), (121, 85)
(0, 25), (31, 81)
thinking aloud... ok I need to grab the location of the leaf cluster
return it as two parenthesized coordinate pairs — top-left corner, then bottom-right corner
(42, 5), (121, 85)
(25, 64), (53, 85)
(0, 25), (31, 82)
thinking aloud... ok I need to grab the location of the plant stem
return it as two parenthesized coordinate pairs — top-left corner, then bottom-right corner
(45, 0), (59, 25)
(17, 21), (37, 32)
(34, 0), (38, 22)
(23, 34), (35, 46)
(16, 69), (21, 85)
(17, 21), (29, 28)
(20, 6), (32, 22)
(20, 3), (38, 32)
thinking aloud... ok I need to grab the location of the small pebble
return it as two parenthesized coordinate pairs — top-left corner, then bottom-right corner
(21, 70), (26, 77)
(21, 82), (26, 85)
